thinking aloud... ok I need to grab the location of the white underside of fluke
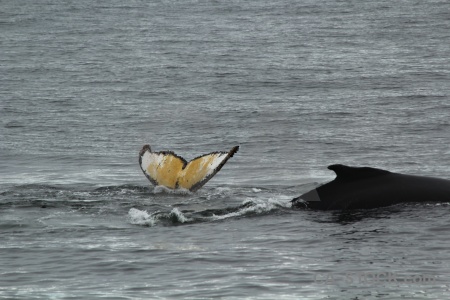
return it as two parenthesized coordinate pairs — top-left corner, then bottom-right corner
(139, 145), (239, 192)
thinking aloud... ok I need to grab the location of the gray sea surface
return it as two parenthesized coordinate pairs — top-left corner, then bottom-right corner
(1, 0), (450, 299)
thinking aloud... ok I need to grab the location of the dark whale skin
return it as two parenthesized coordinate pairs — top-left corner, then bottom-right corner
(292, 164), (450, 210)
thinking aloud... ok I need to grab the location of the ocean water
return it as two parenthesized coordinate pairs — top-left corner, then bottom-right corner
(1, 0), (450, 299)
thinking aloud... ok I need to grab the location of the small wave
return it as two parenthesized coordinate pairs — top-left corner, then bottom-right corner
(93, 184), (150, 195)
(203, 186), (233, 201)
(128, 195), (292, 227)
(4, 121), (25, 128)
(127, 207), (191, 227)
(153, 185), (192, 195)
(209, 197), (291, 221)
(168, 207), (191, 223)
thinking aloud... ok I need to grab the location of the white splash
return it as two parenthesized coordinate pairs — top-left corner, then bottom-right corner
(127, 208), (156, 226)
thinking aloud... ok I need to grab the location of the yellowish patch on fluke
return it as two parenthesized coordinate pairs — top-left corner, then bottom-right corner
(178, 153), (222, 190)
(139, 145), (239, 192)
(145, 153), (185, 189)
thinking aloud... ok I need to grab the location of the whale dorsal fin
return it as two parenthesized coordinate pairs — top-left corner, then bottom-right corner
(328, 164), (391, 181)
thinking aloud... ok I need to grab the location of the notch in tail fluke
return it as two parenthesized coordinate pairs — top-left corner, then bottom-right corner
(139, 145), (239, 192)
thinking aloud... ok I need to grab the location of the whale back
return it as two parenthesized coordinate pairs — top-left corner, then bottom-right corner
(294, 164), (450, 210)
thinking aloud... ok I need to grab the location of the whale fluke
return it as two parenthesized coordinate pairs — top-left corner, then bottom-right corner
(139, 145), (239, 192)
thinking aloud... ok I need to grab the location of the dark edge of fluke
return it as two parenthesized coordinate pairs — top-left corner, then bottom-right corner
(138, 144), (240, 192)
(190, 145), (239, 192)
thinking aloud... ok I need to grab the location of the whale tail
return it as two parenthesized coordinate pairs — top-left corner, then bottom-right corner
(139, 145), (239, 192)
